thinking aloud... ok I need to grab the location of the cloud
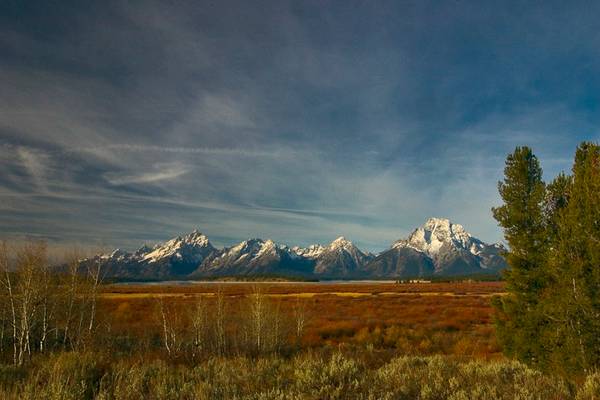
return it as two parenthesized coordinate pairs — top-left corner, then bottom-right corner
(2, 0), (600, 253)
(75, 144), (288, 158)
(104, 165), (190, 186)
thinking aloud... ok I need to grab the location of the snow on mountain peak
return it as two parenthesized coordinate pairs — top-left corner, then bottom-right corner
(104, 249), (127, 260)
(255, 239), (277, 258)
(393, 218), (477, 256)
(330, 236), (353, 249)
(181, 230), (210, 246)
(141, 230), (213, 263)
(292, 244), (326, 258)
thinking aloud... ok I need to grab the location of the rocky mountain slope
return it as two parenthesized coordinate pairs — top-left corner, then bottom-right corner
(309, 237), (374, 278)
(364, 218), (506, 277)
(80, 230), (217, 279)
(82, 218), (505, 279)
(192, 239), (313, 277)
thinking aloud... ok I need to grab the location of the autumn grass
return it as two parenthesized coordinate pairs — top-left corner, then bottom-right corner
(0, 350), (590, 399)
(1, 281), (597, 398)
(96, 282), (502, 358)
(102, 281), (505, 296)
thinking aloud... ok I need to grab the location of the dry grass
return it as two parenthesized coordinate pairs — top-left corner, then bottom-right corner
(98, 281), (504, 358)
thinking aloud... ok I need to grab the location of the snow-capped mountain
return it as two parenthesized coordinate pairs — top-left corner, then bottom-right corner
(291, 244), (326, 259)
(80, 230), (217, 279)
(365, 218), (506, 277)
(311, 237), (374, 277)
(193, 236), (373, 278)
(141, 230), (214, 266)
(193, 239), (313, 277)
(81, 219), (506, 280)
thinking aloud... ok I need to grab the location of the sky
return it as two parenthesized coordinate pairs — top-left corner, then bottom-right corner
(1, 0), (599, 253)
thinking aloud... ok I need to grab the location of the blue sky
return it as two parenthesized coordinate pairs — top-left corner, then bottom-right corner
(1, 0), (598, 253)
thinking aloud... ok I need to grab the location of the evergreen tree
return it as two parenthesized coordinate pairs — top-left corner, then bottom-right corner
(546, 142), (600, 375)
(544, 172), (572, 241)
(491, 146), (549, 367)
(493, 143), (600, 377)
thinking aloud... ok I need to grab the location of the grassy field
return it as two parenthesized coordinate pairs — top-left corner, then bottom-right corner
(98, 281), (504, 358)
(3, 280), (600, 398)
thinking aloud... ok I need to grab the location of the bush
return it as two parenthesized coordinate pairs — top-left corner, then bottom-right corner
(16, 352), (106, 400)
(371, 356), (572, 400)
(0, 352), (587, 399)
(576, 372), (600, 400)
(294, 352), (363, 399)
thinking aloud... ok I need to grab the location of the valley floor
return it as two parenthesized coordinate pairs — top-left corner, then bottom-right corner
(100, 281), (504, 357)
(3, 281), (595, 399)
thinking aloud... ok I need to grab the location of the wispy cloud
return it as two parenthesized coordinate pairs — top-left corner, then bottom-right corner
(16, 146), (51, 193)
(104, 165), (189, 186)
(2, 0), (600, 252)
(74, 144), (289, 158)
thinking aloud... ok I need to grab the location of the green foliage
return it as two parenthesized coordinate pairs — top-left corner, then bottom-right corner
(544, 172), (572, 240)
(493, 142), (600, 377)
(545, 142), (600, 375)
(492, 146), (548, 296)
(491, 146), (550, 367)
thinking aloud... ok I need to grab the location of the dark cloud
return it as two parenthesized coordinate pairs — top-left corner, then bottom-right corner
(1, 0), (599, 252)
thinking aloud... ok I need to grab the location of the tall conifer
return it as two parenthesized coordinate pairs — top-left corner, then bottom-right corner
(492, 146), (548, 366)
(548, 142), (600, 374)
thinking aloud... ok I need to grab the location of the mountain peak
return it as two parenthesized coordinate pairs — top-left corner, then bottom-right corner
(330, 236), (351, 247)
(424, 217), (451, 227)
(393, 217), (473, 256)
(85, 219), (507, 280)
(106, 248), (127, 259)
(292, 244), (326, 258)
(140, 230), (214, 264)
(255, 239), (277, 258)
(181, 230), (210, 246)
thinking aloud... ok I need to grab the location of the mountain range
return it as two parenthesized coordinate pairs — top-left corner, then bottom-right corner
(80, 218), (506, 280)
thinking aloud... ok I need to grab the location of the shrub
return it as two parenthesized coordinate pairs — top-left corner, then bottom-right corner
(371, 356), (572, 400)
(576, 372), (600, 400)
(294, 352), (363, 399)
(0, 352), (586, 399)
(18, 352), (106, 400)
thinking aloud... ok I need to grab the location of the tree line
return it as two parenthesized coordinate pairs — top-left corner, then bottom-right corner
(0, 242), (103, 365)
(493, 142), (600, 377)
(154, 285), (308, 360)
(0, 241), (309, 365)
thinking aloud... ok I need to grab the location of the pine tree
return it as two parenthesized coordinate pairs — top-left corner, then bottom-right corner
(491, 146), (549, 367)
(546, 142), (600, 375)
(544, 172), (572, 241)
(493, 143), (600, 377)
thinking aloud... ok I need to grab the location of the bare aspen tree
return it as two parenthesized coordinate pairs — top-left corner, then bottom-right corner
(0, 242), (104, 363)
(0, 241), (17, 365)
(86, 260), (103, 333)
(38, 259), (55, 353)
(74, 275), (89, 349)
(157, 297), (172, 356)
(156, 296), (183, 357)
(249, 285), (267, 354)
(213, 287), (226, 356)
(15, 242), (47, 365)
(190, 296), (208, 357)
(292, 296), (307, 348)
(62, 251), (80, 349)
(271, 299), (282, 353)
